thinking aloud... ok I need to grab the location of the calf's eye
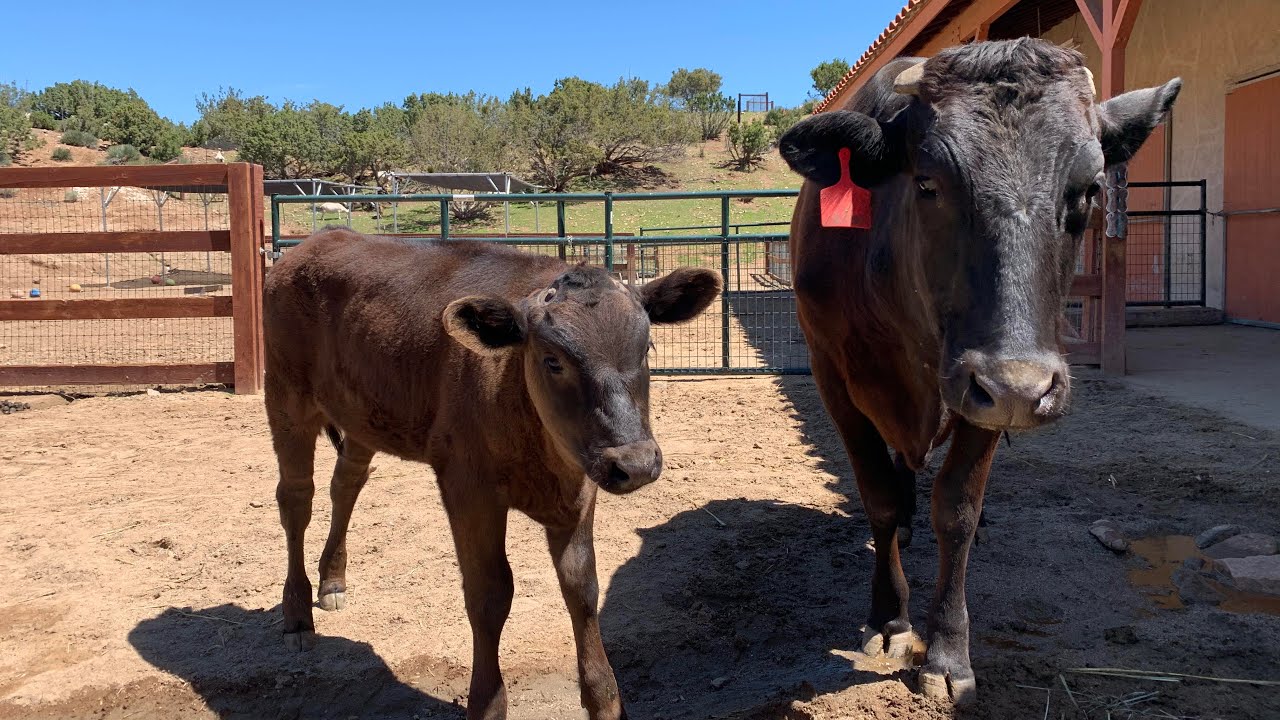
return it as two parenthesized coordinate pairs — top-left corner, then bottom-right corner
(915, 176), (938, 198)
(543, 355), (563, 374)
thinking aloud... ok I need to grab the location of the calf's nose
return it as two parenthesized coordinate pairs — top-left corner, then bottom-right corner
(598, 441), (663, 494)
(958, 354), (1068, 430)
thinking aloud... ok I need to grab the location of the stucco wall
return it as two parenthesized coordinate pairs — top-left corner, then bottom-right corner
(1044, 2), (1280, 309)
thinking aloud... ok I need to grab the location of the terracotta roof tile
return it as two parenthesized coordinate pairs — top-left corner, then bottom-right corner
(812, 0), (933, 114)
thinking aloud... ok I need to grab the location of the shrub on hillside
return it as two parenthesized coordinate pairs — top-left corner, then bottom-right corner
(104, 144), (141, 165)
(0, 188), (17, 199)
(726, 120), (774, 171)
(65, 189), (79, 202)
(51, 147), (72, 161)
(0, 151), (10, 167)
(60, 129), (97, 148)
(30, 110), (57, 130)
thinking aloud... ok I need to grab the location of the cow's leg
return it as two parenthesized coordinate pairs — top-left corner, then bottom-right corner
(444, 490), (513, 720)
(919, 419), (1000, 705)
(546, 490), (626, 720)
(892, 452), (917, 548)
(317, 436), (376, 612)
(810, 354), (915, 658)
(266, 390), (321, 652)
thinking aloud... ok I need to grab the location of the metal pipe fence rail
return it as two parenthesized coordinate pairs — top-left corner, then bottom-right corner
(271, 190), (808, 375)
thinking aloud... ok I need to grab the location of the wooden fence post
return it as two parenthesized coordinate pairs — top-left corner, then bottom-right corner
(228, 163), (265, 394)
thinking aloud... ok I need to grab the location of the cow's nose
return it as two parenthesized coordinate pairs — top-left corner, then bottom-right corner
(955, 354), (1068, 430)
(598, 441), (662, 494)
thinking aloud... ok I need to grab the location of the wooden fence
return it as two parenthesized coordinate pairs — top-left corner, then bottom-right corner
(0, 163), (266, 394)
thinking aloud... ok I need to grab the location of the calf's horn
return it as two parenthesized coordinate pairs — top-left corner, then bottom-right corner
(894, 63), (925, 95)
(1082, 66), (1097, 96)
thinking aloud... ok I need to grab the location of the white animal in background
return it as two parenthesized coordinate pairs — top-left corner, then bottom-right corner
(214, 151), (225, 163)
(316, 201), (350, 219)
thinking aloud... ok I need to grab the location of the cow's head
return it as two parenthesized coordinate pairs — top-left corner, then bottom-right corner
(780, 39), (1180, 430)
(444, 265), (721, 493)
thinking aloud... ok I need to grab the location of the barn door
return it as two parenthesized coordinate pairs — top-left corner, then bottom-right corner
(1224, 74), (1280, 324)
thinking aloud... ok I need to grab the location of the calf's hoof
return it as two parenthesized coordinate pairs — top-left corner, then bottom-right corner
(860, 625), (921, 659)
(283, 629), (317, 652)
(318, 590), (346, 612)
(974, 526), (991, 545)
(919, 666), (977, 705)
(897, 525), (913, 548)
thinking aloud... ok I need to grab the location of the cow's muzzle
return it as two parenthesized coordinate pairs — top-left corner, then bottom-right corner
(595, 441), (663, 494)
(945, 351), (1069, 430)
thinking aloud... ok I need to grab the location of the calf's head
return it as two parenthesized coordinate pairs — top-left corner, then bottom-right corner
(781, 39), (1180, 430)
(444, 265), (721, 493)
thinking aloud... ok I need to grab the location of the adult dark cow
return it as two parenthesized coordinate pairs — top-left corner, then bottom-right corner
(263, 227), (720, 720)
(778, 39), (1179, 703)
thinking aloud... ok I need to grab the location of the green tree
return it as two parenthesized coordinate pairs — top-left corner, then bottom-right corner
(0, 83), (32, 158)
(810, 57), (851, 97)
(665, 67), (722, 107)
(407, 92), (509, 174)
(592, 78), (693, 175)
(191, 87), (274, 149)
(508, 80), (602, 191)
(726, 120), (774, 171)
(687, 92), (734, 141)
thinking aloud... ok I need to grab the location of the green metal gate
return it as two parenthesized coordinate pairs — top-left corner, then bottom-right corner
(270, 190), (807, 375)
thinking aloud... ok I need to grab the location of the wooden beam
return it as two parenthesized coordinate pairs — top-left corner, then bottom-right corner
(0, 296), (232, 321)
(0, 230), (231, 255)
(974, 22), (991, 42)
(1109, 0), (1143, 47)
(0, 164), (229, 189)
(916, 0), (1021, 55)
(1064, 342), (1101, 366)
(821, 0), (952, 111)
(0, 362), (235, 387)
(1074, 0), (1105, 46)
(228, 163), (265, 395)
(1069, 273), (1103, 298)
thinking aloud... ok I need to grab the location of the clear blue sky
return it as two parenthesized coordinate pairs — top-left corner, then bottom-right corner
(2, 0), (904, 124)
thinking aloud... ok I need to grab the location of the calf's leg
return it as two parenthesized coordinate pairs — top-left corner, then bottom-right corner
(546, 491), (626, 720)
(892, 452), (917, 548)
(266, 396), (321, 652)
(919, 419), (1000, 705)
(318, 435), (376, 611)
(443, 488), (514, 720)
(810, 354), (915, 657)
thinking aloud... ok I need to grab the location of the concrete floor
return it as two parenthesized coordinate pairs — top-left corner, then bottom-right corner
(1123, 324), (1280, 434)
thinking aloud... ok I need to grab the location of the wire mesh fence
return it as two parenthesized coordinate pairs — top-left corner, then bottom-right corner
(0, 182), (235, 394)
(1125, 180), (1207, 307)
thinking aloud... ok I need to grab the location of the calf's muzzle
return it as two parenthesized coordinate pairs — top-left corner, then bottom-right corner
(596, 441), (663, 494)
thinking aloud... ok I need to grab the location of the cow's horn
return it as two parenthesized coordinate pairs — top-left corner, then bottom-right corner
(1082, 66), (1096, 96)
(894, 63), (924, 95)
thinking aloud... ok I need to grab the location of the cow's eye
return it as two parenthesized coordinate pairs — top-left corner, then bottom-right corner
(915, 176), (938, 198)
(543, 355), (563, 374)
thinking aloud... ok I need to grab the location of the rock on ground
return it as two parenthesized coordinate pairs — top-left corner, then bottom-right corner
(1195, 524), (1244, 548)
(1203, 532), (1279, 560)
(1218, 555), (1280, 595)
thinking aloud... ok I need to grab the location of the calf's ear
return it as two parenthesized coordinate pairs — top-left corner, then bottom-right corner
(778, 110), (905, 188)
(443, 296), (527, 354)
(1098, 78), (1181, 167)
(641, 268), (722, 325)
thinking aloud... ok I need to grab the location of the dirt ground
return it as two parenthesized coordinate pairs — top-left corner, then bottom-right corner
(1, 373), (1278, 720)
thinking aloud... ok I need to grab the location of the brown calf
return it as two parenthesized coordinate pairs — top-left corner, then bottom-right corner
(263, 227), (720, 720)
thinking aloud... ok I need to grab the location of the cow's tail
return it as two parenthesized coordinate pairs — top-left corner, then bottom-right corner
(325, 424), (345, 456)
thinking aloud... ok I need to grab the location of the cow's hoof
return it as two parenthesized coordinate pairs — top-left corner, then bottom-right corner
(317, 591), (346, 612)
(860, 626), (920, 659)
(897, 525), (914, 548)
(974, 526), (991, 545)
(283, 629), (317, 652)
(919, 667), (977, 705)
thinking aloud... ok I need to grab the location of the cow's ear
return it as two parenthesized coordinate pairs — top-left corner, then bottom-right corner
(641, 268), (722, 325)
(443, 296), (527, 354)
(778, 109), (904, 188)
(1098, 78), (1181, 167)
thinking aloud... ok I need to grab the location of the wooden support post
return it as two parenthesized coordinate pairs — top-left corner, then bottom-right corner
(228, 163), (265, 394)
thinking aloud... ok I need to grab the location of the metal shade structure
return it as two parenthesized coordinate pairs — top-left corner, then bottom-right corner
(387, 172), (542, 234)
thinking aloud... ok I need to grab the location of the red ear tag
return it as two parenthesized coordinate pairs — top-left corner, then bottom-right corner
(819, 147), (872, 229)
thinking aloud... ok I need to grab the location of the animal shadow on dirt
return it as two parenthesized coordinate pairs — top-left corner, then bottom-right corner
(128, 604), (466, 719)
(599, 495), (920, 719)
